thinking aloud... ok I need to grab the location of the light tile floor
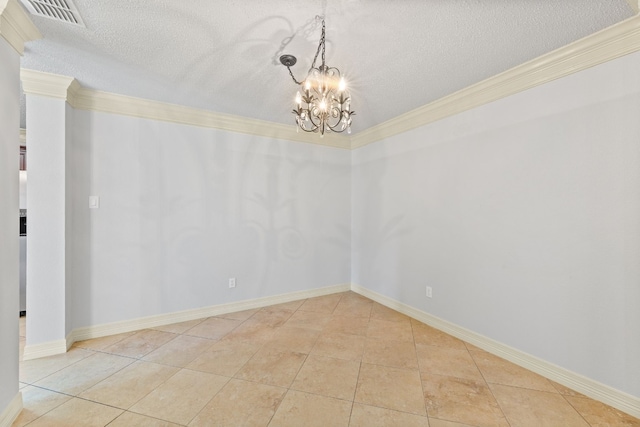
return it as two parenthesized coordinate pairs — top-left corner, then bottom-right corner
(14, 292), (640, 426)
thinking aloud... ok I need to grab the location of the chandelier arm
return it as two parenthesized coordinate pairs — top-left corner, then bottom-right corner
(306, 107), (322, 131)
(325, 109), (347, 133)
(300, 116), (319, 133)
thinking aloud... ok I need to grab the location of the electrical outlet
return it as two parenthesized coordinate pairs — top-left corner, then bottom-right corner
(229, 278), (236, 288)
(426, 286), (432, 298)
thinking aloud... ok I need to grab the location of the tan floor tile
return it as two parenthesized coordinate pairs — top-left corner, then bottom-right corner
(189, 379), (286, 427)
(363, 337), (419, 370)
(19, 347), (93, 384)
(324, 315), (369, 336)
(264, 325), (321, 353)
(367, 318), (414, 342)
(550, 380), (588, 398)
(79, 361), (178, 409)
(151, 319), (204, 334)
(411, 320), (467, 350)
(269, 390), (352, 427)
(332, 297), (373, 318)
(142, 334), (215, 367)
(186, 341), (259, 376)
(470, 350), (557, 392)
(284, 310), (332, 331)
(311, 332), (365, 361)
(490, 383), (589, 427)
(183, 317), (242, 340)
(247, 306), (294, 327)
(267, 299), (305, 311)
(564, 395), (640, 426)
(19, 298), (628, 427)
(422, 373), (508, 427)
(34, 352), (134, 395)
(428, 419), (476, 427)
(291, 354), (360, 400)
(340, 291), (371, 302)
(298, 294), (342, 313)
(25, 397), (123, 427)
(103, 329), (177, 358)
(73, 331), (137, 351)
(215, 307), (260, 320)
(350, 403), (430, 427)
(463, 341), (488, 353)
(109, 411), (182, 426)
(219, 320), (277, 344)
(130, 369), (228, 425)
(355, 363), (425, 416)
(416, 344), (483, 381)
(235, 347), (307, 388)
(371, 302), (412, 324)
(11, 386), (71, 427)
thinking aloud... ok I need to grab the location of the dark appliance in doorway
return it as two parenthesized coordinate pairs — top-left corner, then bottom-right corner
(19, 209), (26, 316)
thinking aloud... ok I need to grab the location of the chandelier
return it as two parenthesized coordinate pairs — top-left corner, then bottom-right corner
(280, 17), (355, 136)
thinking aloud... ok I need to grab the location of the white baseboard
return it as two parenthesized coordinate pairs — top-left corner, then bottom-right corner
(22, 338), (68, 361)
(23, 284), (350, 359)
(0, 392), (22, 427)
(350, 284), (640, 420)
(21, 283), (341, 348)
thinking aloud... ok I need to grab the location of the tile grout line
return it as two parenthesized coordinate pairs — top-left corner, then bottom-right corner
(265, 294), (312, 427)
(19, 291), (628, 426)
(408, 317), (430, 420)
(465, 342), (513, 427)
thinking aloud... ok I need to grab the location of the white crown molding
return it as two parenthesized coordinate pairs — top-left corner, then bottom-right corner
(350, 14), (640, 149)
(350, 284), (640, 419)
(19, 68), (350, 149)
(0, 0), (40, 55)
(0, 392), (22, 427)
(18, 14), (640, 150)
(70, 87), (349, 149)
(20, 69), (77, 100)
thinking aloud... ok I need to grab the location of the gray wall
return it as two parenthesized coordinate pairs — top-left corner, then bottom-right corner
(20, 30), (640, 407)
(0, 36), (21, 416)
(63, 112), (352, 330)
(352, 51), (640, 397)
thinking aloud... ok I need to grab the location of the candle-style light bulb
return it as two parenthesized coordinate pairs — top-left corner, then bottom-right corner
(338, 77), (346, 92)
(295, 91), (302, 106)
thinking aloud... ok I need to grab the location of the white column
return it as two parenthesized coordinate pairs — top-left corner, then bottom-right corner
(21, 70), (77, 359)
(0, 0), (40, 422)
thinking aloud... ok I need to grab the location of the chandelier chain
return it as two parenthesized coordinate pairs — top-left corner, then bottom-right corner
(286, 66), (303, 85)
(285, 16), (325, 86)
(317, 18), (325, 70)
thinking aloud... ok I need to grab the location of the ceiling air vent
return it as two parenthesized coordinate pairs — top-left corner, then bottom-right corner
(20, 0), (85, 27)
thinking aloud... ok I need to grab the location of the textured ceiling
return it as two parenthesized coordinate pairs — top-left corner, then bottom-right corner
(19, 0), (634, 133)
